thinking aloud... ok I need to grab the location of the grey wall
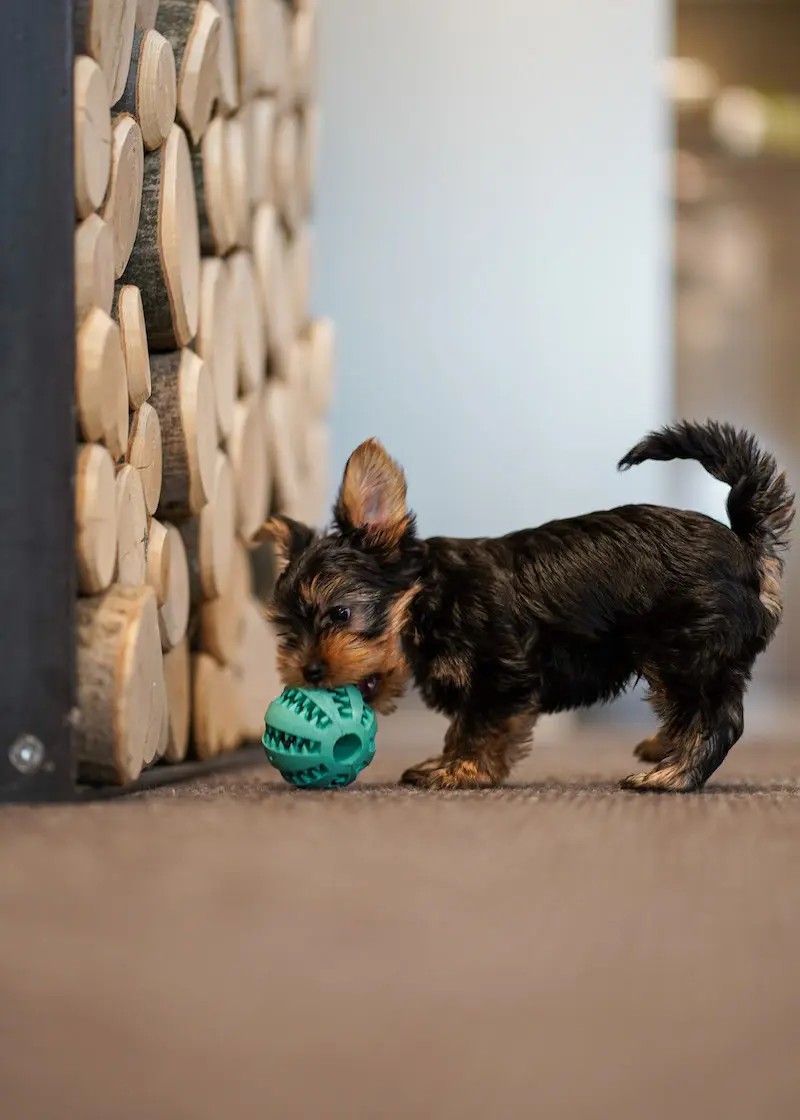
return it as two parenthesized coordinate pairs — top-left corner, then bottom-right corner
(313, 0), (672, 537)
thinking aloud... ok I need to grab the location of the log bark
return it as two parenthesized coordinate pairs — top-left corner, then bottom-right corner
(101, 113), (144, 278)
(74, 55), (112, 218)
(115, 463), (149, 585)
(146, 517), (172, 606)
(113, 284), (152, 407)
(225, 113), (251, 247)
(162, 637), (190, 761)
(136, 0), (160, 29)
(208, 0), (239, 114)
(75, 214), (114, 326)
(191, 115), (235, 256)
(158, 522), (191, 649)
(229, 390), (270, 541)
(75, 583), (165, 784)
(232, 0), (288, 102)
(76, 308), (130, 460)
(156, 0), (221, 145)
(177, 448), (235, 604)
(73, 0), (138, 107)
(115, 28), (177, 150)
(76, 444), (118, 596)
(248, 537), (278, 603)
(228, 250), (266, 393)
(126, 400), (163, 515)
(121, 123), (200, 349)
(149, 348), (216, 516)
(196, 256), (236, 441)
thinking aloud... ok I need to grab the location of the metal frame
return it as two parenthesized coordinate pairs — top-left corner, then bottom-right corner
(0, 0), (77, 801)
(0, 2), (265, 802)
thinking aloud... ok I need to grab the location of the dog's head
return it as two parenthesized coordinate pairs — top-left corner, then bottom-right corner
(254, 439), (423, 714)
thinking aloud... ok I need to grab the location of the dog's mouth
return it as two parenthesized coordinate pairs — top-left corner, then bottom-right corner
(357, 674), (382, 701)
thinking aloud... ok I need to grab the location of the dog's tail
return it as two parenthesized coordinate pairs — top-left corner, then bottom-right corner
(618, 420), (795, 557)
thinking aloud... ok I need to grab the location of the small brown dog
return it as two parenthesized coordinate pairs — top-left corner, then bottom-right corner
(255, 421), (793, 792)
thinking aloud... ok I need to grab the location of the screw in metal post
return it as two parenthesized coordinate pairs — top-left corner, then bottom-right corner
(9, 735), (45, 776)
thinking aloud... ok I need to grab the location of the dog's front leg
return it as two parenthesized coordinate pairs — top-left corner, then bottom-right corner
(401, 708), (538, 790)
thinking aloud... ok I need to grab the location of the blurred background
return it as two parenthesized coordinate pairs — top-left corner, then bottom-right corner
(314, 0), (800, 734)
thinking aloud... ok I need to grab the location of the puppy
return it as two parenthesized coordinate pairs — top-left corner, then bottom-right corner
(255, 421), (794, 792)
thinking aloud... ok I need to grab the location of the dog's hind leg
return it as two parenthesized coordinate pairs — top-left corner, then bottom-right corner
(621, 666), (747, 792)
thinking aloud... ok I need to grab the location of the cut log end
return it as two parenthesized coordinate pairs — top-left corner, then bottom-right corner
(74, 0), (137, 109)
(75, 584), (164, 785)
(158, 522), (191, 650)
(151, 348), (216, 518)
(102, 114), (145, 278)
(74, 55), (112, 218)
(146, 517), (172, 607)
(115, 284), (152, 407)
(196, 256), (236, 441)
(115, 463), (149, 586)
(162, 637), (191, 761)
(126, 400), (163, 516)
(229, 250), (266, 394)
(175, 1), (222, 145)
(76, 214), (115, 325)
(76, 444), (118, 596)
(76, 307), (129, 460)
(229, 390), (269, 541)
(128, 28), (177, 150)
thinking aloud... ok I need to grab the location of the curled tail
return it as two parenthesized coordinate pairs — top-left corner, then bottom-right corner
(618, 420), (795, 560)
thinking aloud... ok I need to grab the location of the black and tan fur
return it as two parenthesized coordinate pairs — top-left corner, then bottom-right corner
(255, 421), (794, 792)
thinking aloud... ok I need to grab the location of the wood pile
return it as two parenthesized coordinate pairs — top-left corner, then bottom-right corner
(72, 0), (334, 784)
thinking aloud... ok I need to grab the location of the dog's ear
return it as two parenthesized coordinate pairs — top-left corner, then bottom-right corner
(334, 438), (412, 551)
(252, 516), (316, 573)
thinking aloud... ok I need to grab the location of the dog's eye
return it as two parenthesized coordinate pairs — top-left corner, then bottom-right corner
(327, 606), (351, 625)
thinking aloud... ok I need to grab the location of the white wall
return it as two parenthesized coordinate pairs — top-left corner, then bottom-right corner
(314, 0), (672, 538)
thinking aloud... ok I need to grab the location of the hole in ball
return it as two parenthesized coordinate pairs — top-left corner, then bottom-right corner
(332, 733), (362, 764)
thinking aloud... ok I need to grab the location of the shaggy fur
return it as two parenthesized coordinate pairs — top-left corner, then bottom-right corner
(254, 421), (794, 792)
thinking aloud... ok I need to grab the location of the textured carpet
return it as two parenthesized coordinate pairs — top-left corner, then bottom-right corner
(1, 707), (799, 1120)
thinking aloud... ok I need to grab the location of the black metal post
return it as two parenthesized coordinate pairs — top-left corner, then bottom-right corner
(0, 0), (77, 799)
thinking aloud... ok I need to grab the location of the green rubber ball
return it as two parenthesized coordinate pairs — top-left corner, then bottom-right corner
(262, 685), (378, 789)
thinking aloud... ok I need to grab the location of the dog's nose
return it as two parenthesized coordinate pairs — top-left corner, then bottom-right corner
(303, 661), (325, 686)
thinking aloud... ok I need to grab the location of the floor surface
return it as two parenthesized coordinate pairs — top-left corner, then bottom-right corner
(1, 705), (799, 1119)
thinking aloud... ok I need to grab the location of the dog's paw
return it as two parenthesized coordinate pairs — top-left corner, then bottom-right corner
(400, 756), (443, 786)
(632, 733), (672, 764)
(620, 765), (697, 793)
(401, 759), (495, 790)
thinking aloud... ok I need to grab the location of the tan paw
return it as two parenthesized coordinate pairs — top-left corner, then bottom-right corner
(633, 733), (672, 764)
(620, 764), (697, 793)
(401, 759), (495, 790)
(400, 756), (443, 786)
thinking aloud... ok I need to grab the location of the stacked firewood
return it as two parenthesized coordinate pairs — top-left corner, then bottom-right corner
(72, 0), (334, 784)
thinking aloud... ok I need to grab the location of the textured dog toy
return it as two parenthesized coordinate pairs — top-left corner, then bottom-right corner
(262, 685), (378, 789)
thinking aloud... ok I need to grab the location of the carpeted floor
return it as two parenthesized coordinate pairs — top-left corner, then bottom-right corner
(1, 704), (799, 1119)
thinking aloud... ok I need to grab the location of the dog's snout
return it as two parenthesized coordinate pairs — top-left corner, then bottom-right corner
(303, 661), (325, 685)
